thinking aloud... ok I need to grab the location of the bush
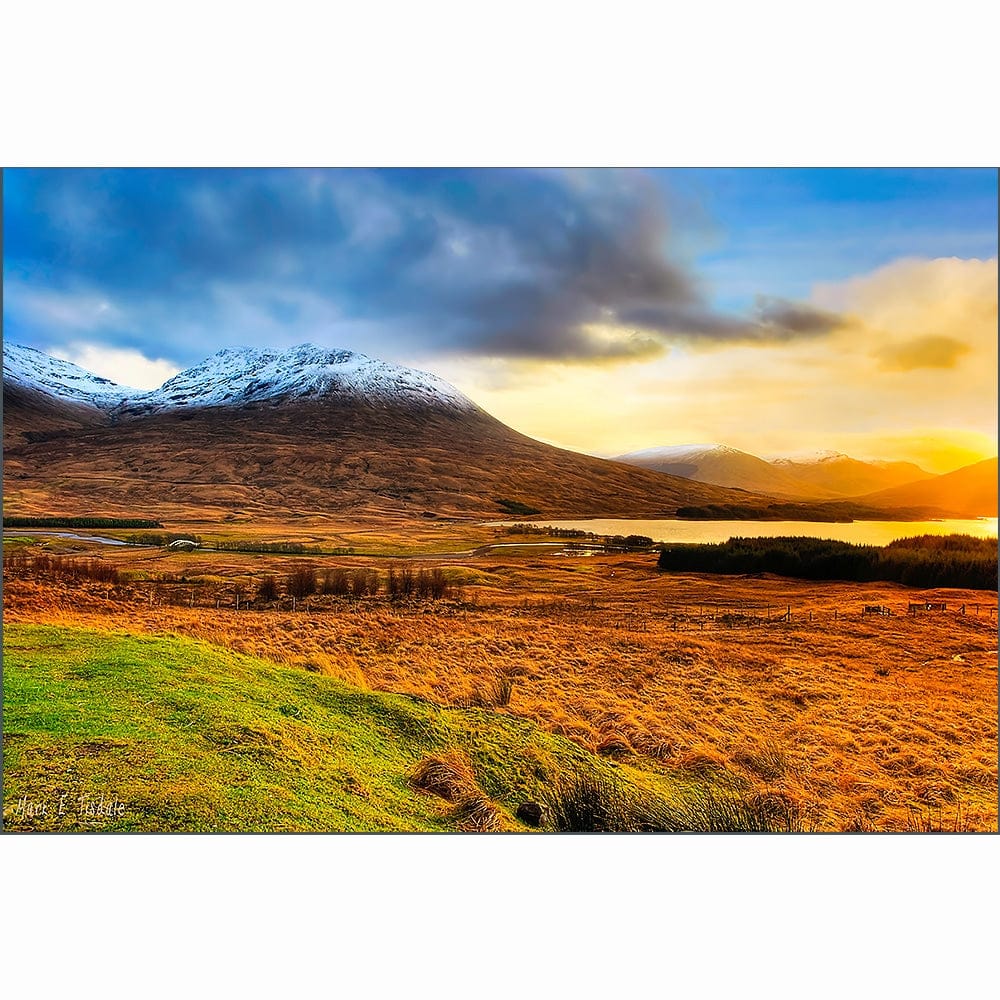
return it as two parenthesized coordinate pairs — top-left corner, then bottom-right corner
(256, 575), (279, 602)
(320, 568), (350, 596)
(350, 569), (379, 598)
(286, 566), (317, 600)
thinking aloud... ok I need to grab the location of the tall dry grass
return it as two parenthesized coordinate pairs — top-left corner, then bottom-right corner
(4, 552), (997, 831)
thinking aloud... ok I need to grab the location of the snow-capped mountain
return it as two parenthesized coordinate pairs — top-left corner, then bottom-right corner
(614, 441), (935, 499)
(4, 342), (481, 420)
(112, 344), (480, 417)
(2, 343), (138, 409)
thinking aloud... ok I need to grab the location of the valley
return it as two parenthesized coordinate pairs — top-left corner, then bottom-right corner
(4, 517), (997, 832)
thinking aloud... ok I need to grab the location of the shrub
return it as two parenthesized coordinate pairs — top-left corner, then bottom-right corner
(286, 566), (317, 600)
(321, 568), (350, 596)
(256, 575), (279, 602)
(350, 569), (379, 598)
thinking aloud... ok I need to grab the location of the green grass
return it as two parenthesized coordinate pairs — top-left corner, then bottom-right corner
(2, 622), (697, 832)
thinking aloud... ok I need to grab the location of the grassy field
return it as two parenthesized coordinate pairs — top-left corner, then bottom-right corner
(6, 622), (747, 832)
(4, 533), (997, 832)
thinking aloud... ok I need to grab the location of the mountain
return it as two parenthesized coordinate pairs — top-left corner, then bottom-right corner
(3, 343), (139, 407)
(2, 344), (139, 447)
(112, 345), (478, 418)
(769, 451), (935, 497)
(2, 343), (770, 523)
(858, 458), (998, 518)
(615, 442), (936, 500)
(614, 444), (838, 499)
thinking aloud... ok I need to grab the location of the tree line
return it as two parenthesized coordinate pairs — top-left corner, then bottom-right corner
(269, 565), (451, 602)
(503, 524), (654, 549)
(4, 516), (163, 529)
(214, 540), (330, 554)
(657, 534), (998, 590)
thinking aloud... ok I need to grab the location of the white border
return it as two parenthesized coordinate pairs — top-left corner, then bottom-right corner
(2, 2), (997, 995)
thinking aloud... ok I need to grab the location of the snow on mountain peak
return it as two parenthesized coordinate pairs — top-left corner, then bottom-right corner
(114, 343), (480, 416)
(769, 449), (850, 466)
(618, 443), (733, 462)
(3, 343), (139, 408)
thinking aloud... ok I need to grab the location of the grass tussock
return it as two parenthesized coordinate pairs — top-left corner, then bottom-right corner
(543, 771), (682, 832)
(409, 751), (478, 803)
(543, 768), (809, 832)
(679, 788), (806, 832)
(450, 793), (506, 832)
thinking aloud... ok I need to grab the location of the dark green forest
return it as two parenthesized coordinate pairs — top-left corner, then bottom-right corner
(657, 534), (998, 590)
(3, 516), (163, 529)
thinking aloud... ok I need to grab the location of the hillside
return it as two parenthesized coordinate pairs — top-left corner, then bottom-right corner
(2, 344), (775, 522)
(2, 344), (136, 448)
(770, 451), (934, 497)
(615, 444), (839, 499)
(3, 622), (737, 832)
(858, 458), (998, 518)
(615, 443), (935, 500)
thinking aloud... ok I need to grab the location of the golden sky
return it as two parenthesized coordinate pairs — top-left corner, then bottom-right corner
(433, 256), (998, 474)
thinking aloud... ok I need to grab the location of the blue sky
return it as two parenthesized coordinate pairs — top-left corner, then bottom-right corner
(5, 167), (995, 371)
(656, 168), (997, 310)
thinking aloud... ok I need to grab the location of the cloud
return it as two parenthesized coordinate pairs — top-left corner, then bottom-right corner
(4, 168), (848, 368)
(752, 297), (847, 338)
(47, 342), (180, 390)
(438, 256), (997, 472)
(874, 334), (971, 371)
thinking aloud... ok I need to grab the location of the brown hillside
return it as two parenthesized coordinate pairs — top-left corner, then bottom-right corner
(2, 382), (110, 450)
(618, 447), (839, 500)
(771, 454), (935, 496)
(858, 458), (998, 518)
(1, 398), (772, 523)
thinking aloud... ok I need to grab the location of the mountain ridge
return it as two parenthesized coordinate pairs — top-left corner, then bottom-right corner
(3, 342), (773, 522)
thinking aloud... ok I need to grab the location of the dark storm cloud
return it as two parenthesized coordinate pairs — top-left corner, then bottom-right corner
(3, 169), (850, 367)
(752, 296), (847, 338)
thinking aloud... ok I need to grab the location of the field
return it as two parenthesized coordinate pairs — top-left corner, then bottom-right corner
(3, 522), (997, 832)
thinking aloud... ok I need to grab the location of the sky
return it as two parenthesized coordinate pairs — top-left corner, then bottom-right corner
(3, 167), (997, 473)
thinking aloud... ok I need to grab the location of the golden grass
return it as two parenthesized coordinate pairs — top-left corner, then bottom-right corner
(4, 550), (997, 831)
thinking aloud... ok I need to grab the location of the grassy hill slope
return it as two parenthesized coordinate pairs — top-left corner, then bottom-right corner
(1, 401), (771, 523)
(3, 623), (747, 833)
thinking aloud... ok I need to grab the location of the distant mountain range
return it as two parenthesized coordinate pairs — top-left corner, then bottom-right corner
(4, 343), (994, 522)
(615, 442), (995, 516)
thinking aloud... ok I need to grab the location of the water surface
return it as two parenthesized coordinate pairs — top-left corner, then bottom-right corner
(490, 518), (999, 546)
